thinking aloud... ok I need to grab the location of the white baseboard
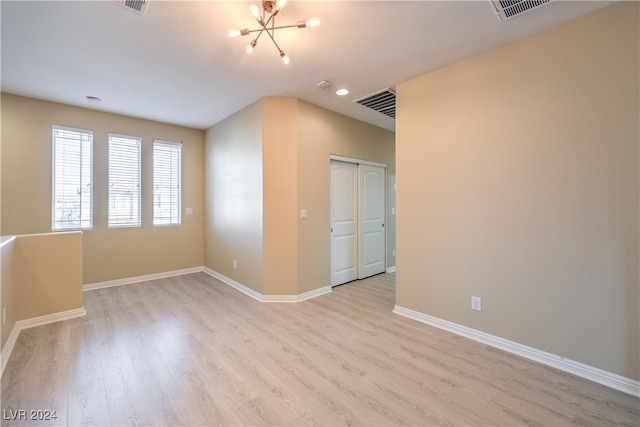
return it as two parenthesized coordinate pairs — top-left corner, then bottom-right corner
(15, 307), (87, 330)
(1, 307), (86, 378)
(386, 266), (396, 273)
(0, 325), (21, 378)
(85, 266), (333, 304)
(202, 267), (263, 302)
(263, 286), (332, 303)
(203, 267), (332, 303)
(83, 267), (203, 291)
(393, 305), (640, 397)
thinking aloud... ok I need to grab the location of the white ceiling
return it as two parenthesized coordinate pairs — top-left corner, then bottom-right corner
(1, 1), (614, 131)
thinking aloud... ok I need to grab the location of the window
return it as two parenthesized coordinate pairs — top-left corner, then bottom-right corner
(108, 134), (141, 227)
(153, 140), (182, 225)
(52, 126), (93, 230)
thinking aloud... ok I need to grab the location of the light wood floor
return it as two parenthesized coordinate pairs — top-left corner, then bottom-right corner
(2, 272), (638, 426)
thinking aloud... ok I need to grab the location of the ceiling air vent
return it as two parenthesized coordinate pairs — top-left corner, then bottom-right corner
(492, 0), (551, 21)
(354, 88), (396, 119)
(112, 0), (149, 15)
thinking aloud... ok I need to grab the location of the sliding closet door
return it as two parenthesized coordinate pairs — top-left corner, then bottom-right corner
(358, 164), (386, 279)
(331, 159), (386, 286)
(330, 160), (358, 286)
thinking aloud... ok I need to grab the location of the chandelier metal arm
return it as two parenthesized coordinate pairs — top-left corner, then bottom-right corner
(250, 8), (277, 44)
(264, 24), (284, 54)
(243, 23), (308, 35)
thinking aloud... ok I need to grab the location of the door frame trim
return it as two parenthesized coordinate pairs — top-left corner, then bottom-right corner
(330, 155), (387, 285)
(330, 154), (386, 169)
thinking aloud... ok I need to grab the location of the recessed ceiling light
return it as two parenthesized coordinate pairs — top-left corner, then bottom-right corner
(86, 96), (101, 103)
(336, 89), (349, 96)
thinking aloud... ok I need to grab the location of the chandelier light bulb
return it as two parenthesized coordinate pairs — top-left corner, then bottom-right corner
(228, 29), (249, 38)
(280, 51), (290, 64)
(305, 17), (321, 27)
(247, 40), (257, 54)
(250, 4), (261, 19)
(276, 0), (288, 11)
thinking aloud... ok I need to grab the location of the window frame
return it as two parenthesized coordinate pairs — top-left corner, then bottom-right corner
(153, 140), (182, 226)
(51, 125), (94, 231)
(108, 133), (142, 228)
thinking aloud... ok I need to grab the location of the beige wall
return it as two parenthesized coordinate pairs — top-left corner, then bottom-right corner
(204, 100), (264, 293)
(1, 94), (205, 284)
(262, 98), (299, 295)
(1, 232), (83, 350)
(297, 100), (396, 293)
(204, 98), (395, 296)
(396, 2), (639, 380)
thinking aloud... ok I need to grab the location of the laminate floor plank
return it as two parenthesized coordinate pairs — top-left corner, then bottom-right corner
(172, 294), (346, 425)
(67, 315), (111, 427)
(270, 300), (515, 425)
(2, 272), (638, 426)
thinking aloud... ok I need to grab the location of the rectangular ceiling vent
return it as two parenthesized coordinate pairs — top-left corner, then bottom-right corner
(112, 0), (149, 15)
(354, 88), (396, 119)
(492, 0), (552, 21)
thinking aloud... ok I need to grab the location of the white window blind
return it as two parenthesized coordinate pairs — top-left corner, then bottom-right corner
(108, 134), (141, 227)
(52, 126), (93, 230)
(153, 140), (182, 225)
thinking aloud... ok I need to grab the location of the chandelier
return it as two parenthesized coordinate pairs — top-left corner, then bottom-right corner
(227, 0), (320, 64)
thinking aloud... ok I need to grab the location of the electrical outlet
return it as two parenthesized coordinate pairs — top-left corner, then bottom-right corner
(233, 260), (237, 270)
(471, 296), (482, 311)
(2, 308), (6, 325)
(392, 248), (396, 257)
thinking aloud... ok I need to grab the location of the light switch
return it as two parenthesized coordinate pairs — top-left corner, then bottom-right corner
(186, 208), (193, 215)
(300, 209), (308, 219)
